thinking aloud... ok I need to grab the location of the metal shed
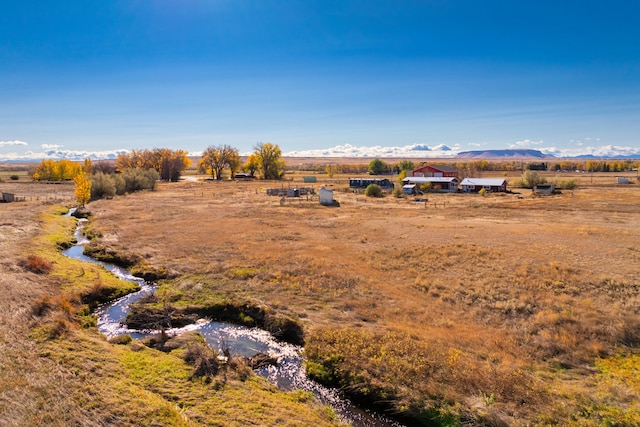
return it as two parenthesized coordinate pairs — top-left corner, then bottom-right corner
(1, 193), (15, 203)
(533, 184), (555, 195)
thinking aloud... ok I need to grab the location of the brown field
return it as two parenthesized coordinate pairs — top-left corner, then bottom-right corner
(85, 171), (639, 425)
(2, 165), (640, 425)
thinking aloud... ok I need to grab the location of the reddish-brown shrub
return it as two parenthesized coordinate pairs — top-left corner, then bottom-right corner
(22, 254), (53, 274)
(31, 295), (54, 316)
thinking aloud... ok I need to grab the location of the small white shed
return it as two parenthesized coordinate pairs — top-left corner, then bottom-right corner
(319, 188), (334, 206)
(402, 184), (417, 195)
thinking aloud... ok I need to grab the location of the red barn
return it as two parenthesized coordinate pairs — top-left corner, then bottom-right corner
(410, 165), (458, 178)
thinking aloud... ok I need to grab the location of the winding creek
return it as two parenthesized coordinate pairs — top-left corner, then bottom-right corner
(63, 212), (403, 427)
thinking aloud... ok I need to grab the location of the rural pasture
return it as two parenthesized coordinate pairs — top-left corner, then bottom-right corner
(86, 170), (640, 425)
(1, 165), (639, 425)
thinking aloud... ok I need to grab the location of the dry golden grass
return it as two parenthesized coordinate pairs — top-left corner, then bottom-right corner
(0, 187), (342, 426)
(82, 173), (640, 425)
(2, 164), (639, 425)
(0, 181), (76, 202)
(0, 200), (97, 426)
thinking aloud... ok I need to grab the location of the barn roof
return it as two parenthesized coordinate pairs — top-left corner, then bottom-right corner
(402, 177), (458, 184)
(414, 165), (458, 173)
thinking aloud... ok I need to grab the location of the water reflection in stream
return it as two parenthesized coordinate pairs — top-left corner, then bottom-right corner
(63, 213), (402, 427)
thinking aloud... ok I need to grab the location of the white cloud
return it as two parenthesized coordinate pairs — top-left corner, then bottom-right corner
(508, 139), (543, 149)
(540, 144), (640, 158)
(0, 140), (28, 147)
(0, 148), (130, 162)
(2, 141), (638, 162)
(285, 143), (457, 158)
(285, 141), (640, 159)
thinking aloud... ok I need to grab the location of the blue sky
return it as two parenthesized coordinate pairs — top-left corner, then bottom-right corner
(2, 0), (640, 160)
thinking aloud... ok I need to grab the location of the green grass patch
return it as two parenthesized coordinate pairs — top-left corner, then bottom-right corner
(28, 207), (139, 309)
(587, 353), (640, 425)
(226, 267), (260, 280)
(597, 353), (640, 392)
(28, 205), (342, 426)
(39, 328), (343, 426)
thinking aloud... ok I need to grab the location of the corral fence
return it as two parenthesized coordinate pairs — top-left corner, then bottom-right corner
(0, 193), (75, 203)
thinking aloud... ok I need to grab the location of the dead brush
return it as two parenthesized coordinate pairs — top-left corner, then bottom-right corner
(31, 294), (54, 317)
(32, 293), (79, 320)
(182, 340), (253, 385)
(21, 254), (54, 274)
(183, 341), (221, 380)
(47, 315), (72, 339)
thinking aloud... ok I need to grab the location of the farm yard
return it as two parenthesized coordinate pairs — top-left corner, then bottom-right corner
(5, 1), (640, 424)
(2, 164), (640, 426)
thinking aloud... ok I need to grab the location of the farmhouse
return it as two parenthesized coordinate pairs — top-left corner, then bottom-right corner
(460, 178), (507, 193)
(349, 178), (395, 189)
(402, 177), (459, 193)
(410, 165), (458, 178)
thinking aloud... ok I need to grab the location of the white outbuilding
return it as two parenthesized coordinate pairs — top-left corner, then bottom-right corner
(319, 188), (335, 206)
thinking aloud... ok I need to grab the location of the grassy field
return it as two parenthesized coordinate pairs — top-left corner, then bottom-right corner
(1, 165), (640, 425)
(0, 182), (343, 426)
(83, 170), (639, 425)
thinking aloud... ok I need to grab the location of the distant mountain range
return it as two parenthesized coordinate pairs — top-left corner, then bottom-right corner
(456, 149), (551, 159)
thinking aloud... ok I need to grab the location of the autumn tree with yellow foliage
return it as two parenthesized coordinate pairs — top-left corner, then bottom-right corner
(243, 153), (260, 177)
(31, 159), (83, 181)
(253, 142), (285, 180)
(73, 172), (92, 207)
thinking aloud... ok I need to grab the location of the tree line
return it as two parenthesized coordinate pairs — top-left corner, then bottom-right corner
(311, 159), (640, 176)
(29, 143), (286, 206)
(28, 145), (640, 207)
(197, 142), (284, 180)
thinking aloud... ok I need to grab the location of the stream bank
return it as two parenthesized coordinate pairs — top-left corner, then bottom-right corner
(63, 210), (403, 427)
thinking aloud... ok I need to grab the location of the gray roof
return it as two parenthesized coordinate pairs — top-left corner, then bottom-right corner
(460, 178), (507, 186)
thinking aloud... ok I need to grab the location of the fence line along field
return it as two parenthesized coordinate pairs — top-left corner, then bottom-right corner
(2, 165), (640, 426)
